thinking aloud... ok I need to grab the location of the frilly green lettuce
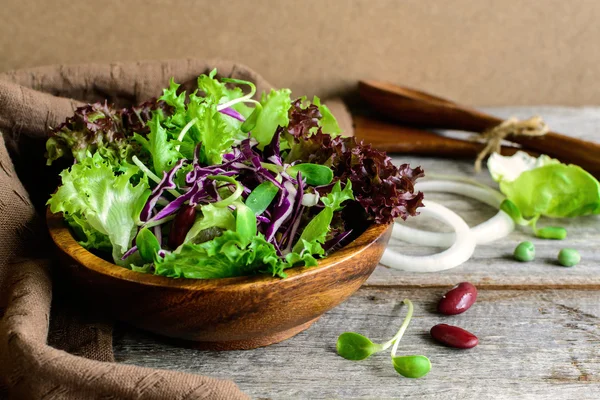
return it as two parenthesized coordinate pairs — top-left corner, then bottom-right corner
(253, 89), (292, 149)
(47, 152), (149, 262)
(155, 230), (285, 279)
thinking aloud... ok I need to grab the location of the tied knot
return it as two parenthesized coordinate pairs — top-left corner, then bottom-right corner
(472, 116), (549, 172)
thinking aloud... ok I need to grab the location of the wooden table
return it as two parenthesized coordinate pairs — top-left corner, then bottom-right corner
(114, 107), (600, 399)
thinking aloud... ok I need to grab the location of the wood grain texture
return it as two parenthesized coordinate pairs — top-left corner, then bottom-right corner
(353, 116), (530, 157)
(114, 287), (600, 399)
(47, 209), (392, 349)
(358, 81), (600, 178)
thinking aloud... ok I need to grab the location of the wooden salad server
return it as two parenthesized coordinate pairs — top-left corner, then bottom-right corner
(358, 80), (600, 178)
(353, 115), (532, 158)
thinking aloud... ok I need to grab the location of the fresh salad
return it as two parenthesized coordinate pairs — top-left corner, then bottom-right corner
(46, 70), (424, 279)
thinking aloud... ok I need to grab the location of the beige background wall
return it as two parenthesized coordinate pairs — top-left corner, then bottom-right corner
(2, 0), (600, 105)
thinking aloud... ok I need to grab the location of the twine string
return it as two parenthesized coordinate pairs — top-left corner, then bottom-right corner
(472, 116), (549, 172)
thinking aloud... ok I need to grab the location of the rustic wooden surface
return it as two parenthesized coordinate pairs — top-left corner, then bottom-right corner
(113, 107), (600, 399)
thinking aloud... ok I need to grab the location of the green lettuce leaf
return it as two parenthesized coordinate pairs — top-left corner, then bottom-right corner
(47, 153), (149, 262)
(158, 78), (187, 128)
(499, 164), (600, 218)
(313, 96), (341, 135)
(488, 151), (600, 219)
(155, 230), (285, 279)
(65, 213), (112, 251)
(252, 89), (292, 149)
(159, 72), (249, 164)
(184, 203), (236, 243)
(133, 114), (181, 175)
(245, 181), (279, 215)
(285, 239), (321, 268)
(185, 94), (243, 165)
(321, 180), (355, 211)
(150, 71), (258, 165)
(197, 69), (253, 118)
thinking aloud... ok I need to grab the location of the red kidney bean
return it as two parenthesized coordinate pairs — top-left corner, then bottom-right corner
(430, 324), (478, 349)
(438, 282), (477, 315)
(168, 205), (197, 249)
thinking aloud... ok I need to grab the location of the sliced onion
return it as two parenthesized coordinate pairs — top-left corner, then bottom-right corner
(380, 200), (476, 272)
(392, 180), (514, 247)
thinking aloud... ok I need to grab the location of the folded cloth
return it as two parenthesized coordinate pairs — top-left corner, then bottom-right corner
(0, 59), (352, 400)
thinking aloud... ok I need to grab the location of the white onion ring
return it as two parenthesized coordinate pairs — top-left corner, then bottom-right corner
(380, 200), (476, 272)
(392, 180), (514, 247)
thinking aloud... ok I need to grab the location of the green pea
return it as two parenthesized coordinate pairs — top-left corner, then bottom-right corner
(558, 248), (580, 267)
(514, 241), (535, 262)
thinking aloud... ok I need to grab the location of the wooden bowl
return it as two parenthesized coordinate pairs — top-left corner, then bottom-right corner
(46, 209), (391, 350)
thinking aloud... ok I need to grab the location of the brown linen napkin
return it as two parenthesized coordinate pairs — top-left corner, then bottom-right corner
(0, 59), (353, 400)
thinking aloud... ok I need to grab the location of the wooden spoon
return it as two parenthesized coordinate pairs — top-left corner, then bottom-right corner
(353, 115), (533, 158)
(358, 80), (600, 178)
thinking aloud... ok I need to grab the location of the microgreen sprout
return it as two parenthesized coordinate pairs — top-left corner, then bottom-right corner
(136, 227), (161, 263)
(175, 117), (198, 151)
(216, 78), (259, 112)
(336, 299), (431, 378)
(240, 103), (262, 133)
(132, 155), (162, 184)
(392, 355), (432, 379)
(206, 175), (244, 208)
(286, 163), (334, 186)
(245, 181), (279, 215)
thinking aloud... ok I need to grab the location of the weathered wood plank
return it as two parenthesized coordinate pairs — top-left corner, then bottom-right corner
(367, 180), (600, 288)
(369, 105), (600, 288)
(113, 287), (600, 399)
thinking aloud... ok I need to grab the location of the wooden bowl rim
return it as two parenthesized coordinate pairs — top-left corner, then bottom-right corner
(46, 208), (389, 291)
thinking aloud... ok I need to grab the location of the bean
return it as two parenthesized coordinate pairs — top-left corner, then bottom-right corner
(558, 248), (580, 267)
(514, 241), (535, 262)
(438, 282), (477, 315)
(430, 324), (478, 349)
(168, 205), (197, 249)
